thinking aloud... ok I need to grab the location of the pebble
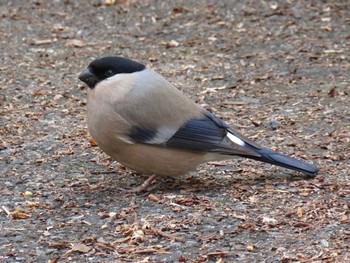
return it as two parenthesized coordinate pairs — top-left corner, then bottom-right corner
(267, 119), (281, 130)
(170, 242), (183, 248)
(320, 239), (329, 247)
(185, 240), (198, 247)
(5, 181), (14, 187)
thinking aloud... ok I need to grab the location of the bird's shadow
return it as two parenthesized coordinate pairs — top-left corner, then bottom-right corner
(84, 168), (317, 196)
(153, 171), (315, 194)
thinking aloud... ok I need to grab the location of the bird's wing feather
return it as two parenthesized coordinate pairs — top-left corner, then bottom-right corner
(129, 110), (259, 157)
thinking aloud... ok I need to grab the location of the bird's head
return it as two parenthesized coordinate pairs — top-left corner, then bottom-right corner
(78, 56), (145, 89)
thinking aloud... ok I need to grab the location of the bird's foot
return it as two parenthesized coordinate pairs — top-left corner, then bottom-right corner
(119, 174), (158, 193)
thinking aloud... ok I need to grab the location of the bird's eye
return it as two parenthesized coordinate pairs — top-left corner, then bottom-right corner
(105, 70), (114, 77)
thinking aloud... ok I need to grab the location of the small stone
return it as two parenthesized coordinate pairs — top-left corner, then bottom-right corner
(22, 191), (33, 197)
(320, 239), (329, 248)
(267, 119), (281, 130)
(5, 181), (14, 187)
(170, 242), (183, 248)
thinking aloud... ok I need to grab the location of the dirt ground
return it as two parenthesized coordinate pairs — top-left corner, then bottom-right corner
(1, 0), (349, 262)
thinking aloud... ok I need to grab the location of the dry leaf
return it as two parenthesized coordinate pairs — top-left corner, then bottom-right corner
(31, 39), (54, 45)
(104, 0), (116, 5)
(71, 243), (92, 253)
(178, 255), (186, 262)
(130, 229), (145, 243)
(89, 138), (98, 146)
(297, 207), (303, 218)
(262, 216), (278, 225)
(31, 90), (46, 96)
(200, 85), (227, 94)
(49, 241), (71, 249)
(21, 191), (33, 197)
(11, 211), (31, 219)
(246, 244), (254, 251)
(148, 194), (160, 202)
(340, 214), (348, 222)
(173, 7), (184, 14)
(66, 39), (86, 48)
(328, 86), (338, 97)
(104, 0), (127, 5)
(166, 40), (180, 48)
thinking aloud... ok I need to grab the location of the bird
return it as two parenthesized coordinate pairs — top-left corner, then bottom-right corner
(78, 56), (319, 191)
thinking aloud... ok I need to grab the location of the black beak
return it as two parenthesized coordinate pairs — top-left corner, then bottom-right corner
(78, 67), (98, 89)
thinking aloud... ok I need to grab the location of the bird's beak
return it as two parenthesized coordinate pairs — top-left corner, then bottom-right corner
(78, 67), (98, 89)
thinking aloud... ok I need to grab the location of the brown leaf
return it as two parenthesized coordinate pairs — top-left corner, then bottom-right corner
(148, 194), (161, 203)
(178, 255), (186, 262)
(328, 86), (338, 97)
(31, 90), (46, 96)
(173, 7), (184, 14)
(246, 244), (254, 251)
(66, 39), (86, 48)
(103, 0), (127, 5)
(88, 138), (98, 146)
(11, 211), (31, 219)
(49, 241), (71, 249)
(71, 243), (92, 253)
(166, 40), (180, 48)
(293, 222), (311, 228)
(31, 39), (54, 45)
(208, 161), (228, 166)
(297, 207), (303, 218)
(340, 214), (348, 222)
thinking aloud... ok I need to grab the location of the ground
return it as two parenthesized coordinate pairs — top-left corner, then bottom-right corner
(1, 0), (349, 262)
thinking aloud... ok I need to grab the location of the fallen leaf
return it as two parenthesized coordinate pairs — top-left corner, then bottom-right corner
(328, 86), (338, 97)
(340, 214), (348, 222)
(104, 0), (116, 5)
(178, 255), (186, 262)
(89, 138), (98, 146)
(11, 211), (31, 219)
(246, 244), (254, 251)
(21, 191), (33, 197)
(148, 194), (161, 203)
(31, 90), (46, 96)
(66, 39), (86, 48)
(166, 40), (180, 48)
(130, 229), (145, 244)
(49, 241), (71, 249)
(262, 216), (278, 225)
(71, 243), (92, 253)
(103, 0), (127, 5)
(173, 7), (184, 14)
(31, 39), (54, 45)
(297, 207), (303, 218)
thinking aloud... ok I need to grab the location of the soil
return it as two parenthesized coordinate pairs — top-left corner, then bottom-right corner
(1, 0), (349, 262)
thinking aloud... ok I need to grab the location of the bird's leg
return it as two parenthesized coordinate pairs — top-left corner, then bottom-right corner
(134, 174), (158, 192)
(120, 174), (158, 193)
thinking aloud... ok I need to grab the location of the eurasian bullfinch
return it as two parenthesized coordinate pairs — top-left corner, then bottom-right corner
(78, 57), (319, 190)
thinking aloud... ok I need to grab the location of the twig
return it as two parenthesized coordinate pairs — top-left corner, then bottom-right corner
(90, 170), (116, 174)
(205, 251), (229, 257)
(134, 248), (171, 254)
(1, 206), (11, 216)
(149, 226), (185, 243)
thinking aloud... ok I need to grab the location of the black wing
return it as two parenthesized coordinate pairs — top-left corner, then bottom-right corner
(128, 111), (319, 176)
(128, 111), (258, 156)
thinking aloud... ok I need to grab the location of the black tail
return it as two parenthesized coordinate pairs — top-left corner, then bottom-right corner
(244, 147), (319, 176)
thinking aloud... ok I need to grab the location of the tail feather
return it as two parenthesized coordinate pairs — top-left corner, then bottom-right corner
(245, 147), (319, 176)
